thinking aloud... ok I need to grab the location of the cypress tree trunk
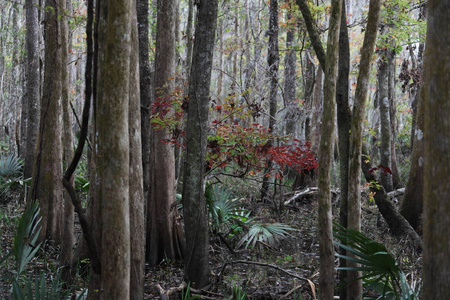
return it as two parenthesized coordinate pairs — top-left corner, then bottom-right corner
(422, 1), (450, 298)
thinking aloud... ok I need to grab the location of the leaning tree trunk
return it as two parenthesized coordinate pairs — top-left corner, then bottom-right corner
(317, 1), (341, 299)
(28, 0), (64, 245)
(347, 0), (381, 298)
(147, 0), (184, 265)
(422, 1), (450, 298)
(183, 0), (219, 289)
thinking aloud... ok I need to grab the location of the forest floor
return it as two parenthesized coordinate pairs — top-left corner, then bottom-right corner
(0, 187), (422, 299)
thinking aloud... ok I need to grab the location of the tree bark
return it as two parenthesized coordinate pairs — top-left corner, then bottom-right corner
(336, 2), (351, 299)
(378, 48), (394, 192)
(23, 0), (40, 178)
(347, 0), (381, 298)
(422, 1), (450, 298)
(183, 0), (218, 288)
(129, 0), (145, 298)
(284, 9), (298, 136)
(29, 0), (64, 245)
(137, 0), (152, 201)
(147, 0), (184, 265)
(60, 0), (75, 284)
(260, 0), (279, 201)
(97, 0), (132, 297)
(317, 1), (341, 299)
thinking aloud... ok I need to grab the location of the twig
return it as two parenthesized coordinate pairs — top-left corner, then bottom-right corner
(231, 260), (309, 282)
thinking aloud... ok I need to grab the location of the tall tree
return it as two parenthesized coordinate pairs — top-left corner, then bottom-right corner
(183, 0), (219, 288)
(284, 7), (298, 136)
(137, 0), (152, 201)
(96, 0), (133, 297)
(260, 0), (279, 201)
(23, 0), (40, 178)
(29, 0), (64, 244)
(336, 2), (351, 299)
(129, 0), (145, 298)
(316, 0), (341, 299)
(347, 0), (381, 298)
(147, 0), (184, 265)
(422, 1), (450, 298)
(60, 0), (75, 283)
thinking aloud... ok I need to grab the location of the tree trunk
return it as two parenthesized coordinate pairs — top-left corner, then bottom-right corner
(129, 0), (145, 298)
(284, 9), (297, 136)
(336, 2), (351, 299)
(400, 88), (424, 231)
(183, 0), (219, 288)
(23, 0), (40, 178)
(378, 48), (394, 192)
(137, 0), (152, 201)
(97, 0), (132, 297)
(29, 0), (64, 245)
(147, 0), (184, 265)
(347, 0), (381, 298)
(317, 1), (341, 299)
(60, 0), (75, 284)
(260, 0), (279, 201)
(422, 1), (450, 298)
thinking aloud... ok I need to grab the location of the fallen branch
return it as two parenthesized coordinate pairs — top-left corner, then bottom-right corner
(231, 260), (309, 282)
(284, 187), (318, 205)
(156, 282), (186, 300)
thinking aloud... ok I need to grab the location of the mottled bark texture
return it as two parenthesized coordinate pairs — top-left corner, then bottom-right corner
(23, 0), (40, 178)
(60, 0), (75, 284)
(336, 2), (350, 300)
(378, 48), (394, 192)
(317, 1), (341, 299)
(29, 0), (64, 245)
(400, 87), (424, 231)
(422, 1), (450, 298)
(138, 0), (152, 201)
(347, 0), (381, 298)
(96, 0), (133, 297)
(260, 0), (279, 201)
(147, 0), (184, 265)
(183, 0), (218, 288)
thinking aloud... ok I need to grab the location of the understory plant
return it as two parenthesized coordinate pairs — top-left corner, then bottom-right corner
(0, 201), (82, 299)
(333, 223), (420, 299)
(206, 185), (294, 250)
(0, 154), (27, 198)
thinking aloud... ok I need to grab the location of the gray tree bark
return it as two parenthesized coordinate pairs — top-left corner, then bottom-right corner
(422, 1), (450, 298)
(317, 0), (341, 299)
(347, 0), (381, 298)
(23, 0), (41, 178)
(183, 0), (219, 288)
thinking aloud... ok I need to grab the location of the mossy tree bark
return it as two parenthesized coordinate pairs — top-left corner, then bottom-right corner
(183, 0), (219, 288)
(23, 0), (40, 178)
(347, 0), (381, 298)
(96, 0), (133, 297)
(317, 0), (341, 299)
(422, 1), (450, 298)
(29, 0), (64, 245)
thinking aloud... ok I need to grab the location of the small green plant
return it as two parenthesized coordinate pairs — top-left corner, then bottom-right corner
(181, 282), (201, 300)
(206, 185), (252, 235)
(237, 222), (294, 249)
(333, 223), (420, 299)
(232, 284), (247, 300)
(0, 154), (26, 198)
